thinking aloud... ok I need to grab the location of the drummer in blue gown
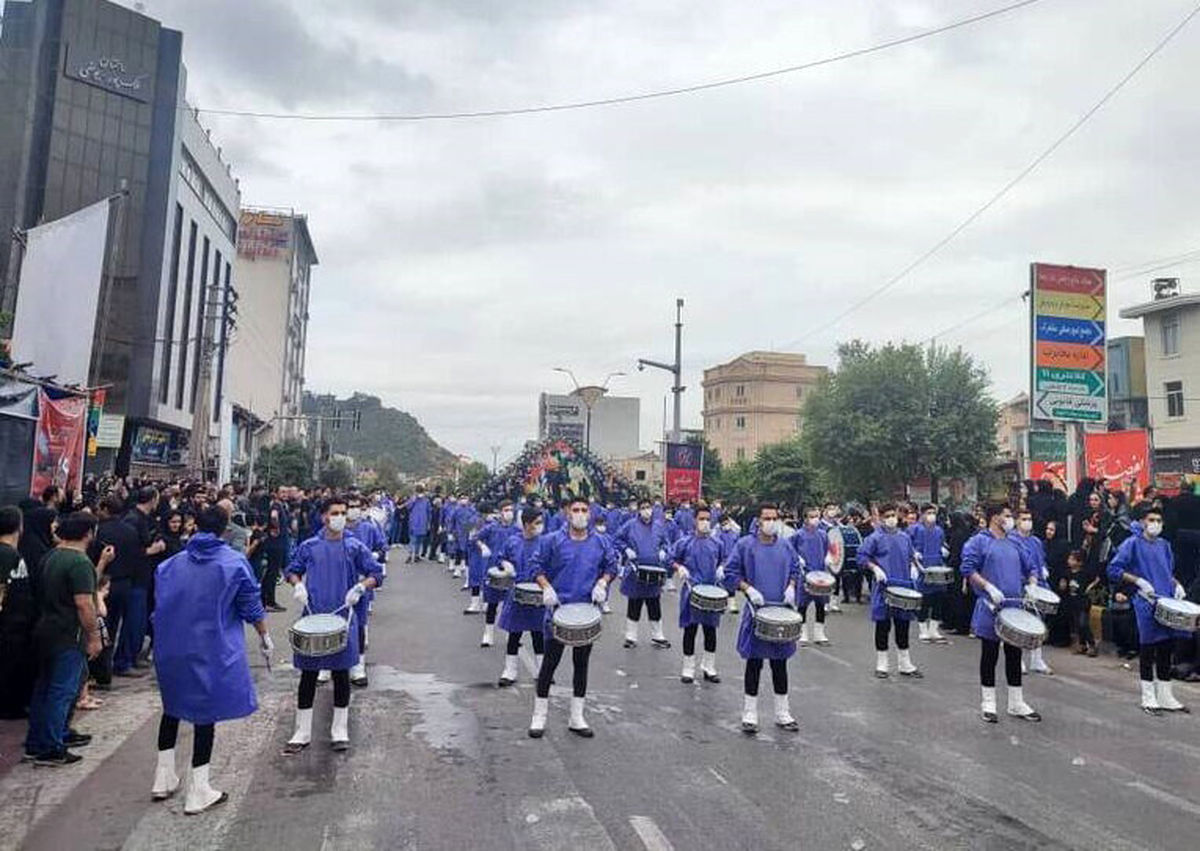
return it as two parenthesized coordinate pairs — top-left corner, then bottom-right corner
(527, 497), (618, 739)
(283, 496), (381, 754)
(671, 505), (727, 685)
(858, 503), (924, 680)
(344, 494), (387, 688)
(1108, 506), (1191, 715)
(479, 500), (522, 648)
(615, 498), (671, 649)
(496, 507), (547, 687)
(724, 503), (801, 734)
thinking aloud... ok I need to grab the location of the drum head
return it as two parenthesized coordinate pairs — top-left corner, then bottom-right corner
(691, 584), (728, 601)
(1159, 598), (1200, 616)
(554, 602), (601, 628)
(1027, 586), (1060, 606)
(806, 571), (835, 587)
(999, 608), (1045, 636)
(638, 565), (666, 575)
(515, 582), (541, 594)
(757, 606), (801, 626)
(293, 613), (346, 634)
(826, 527), (844, 571)
(889, 587), (922, 601)
(487, 567), (505, 577)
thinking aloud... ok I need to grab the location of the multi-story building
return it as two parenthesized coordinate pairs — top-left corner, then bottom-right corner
(701, 351), (828, 463)
(1107, 335), (1148, 431)
(1119, 280), (1200, 474)
(226, 208), (317, 469)
(0, 0), (241, 476)
(538, 392), (639, 458)
(613, 451), (663, 497)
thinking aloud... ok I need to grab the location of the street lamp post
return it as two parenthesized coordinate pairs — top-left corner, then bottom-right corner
(638, 298), (684, 443)
(552, 368), (625, 452)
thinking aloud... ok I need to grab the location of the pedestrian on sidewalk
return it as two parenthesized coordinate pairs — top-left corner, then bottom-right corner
(1, 505), (39, 719)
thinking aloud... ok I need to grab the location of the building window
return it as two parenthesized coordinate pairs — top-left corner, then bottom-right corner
(635, 470), (646, 481)
(190, 237), (211, 413)
(735, 384), (745, 398)
(795, 385), (804, 398)
(1162, 312), (1180, 356)
(736, 448), (745, 461)
(176, 220), (198, 409)
(1166, 381), (1185, 418)
(736, 416), (746, 429)
(712, 388), (719, 401)
(714, 417), (720, 430)
(159, 203), (183, 405)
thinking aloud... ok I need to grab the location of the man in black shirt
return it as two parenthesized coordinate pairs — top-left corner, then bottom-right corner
(1, 505), (38, 718)
(110, 489), (164, 676)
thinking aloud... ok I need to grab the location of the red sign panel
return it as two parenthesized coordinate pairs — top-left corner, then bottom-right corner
(1032, 263), (1105, 296)
(31, 391), (88, 497)
(664, 442), (703, 503)
(1084, 429), (1150, 495)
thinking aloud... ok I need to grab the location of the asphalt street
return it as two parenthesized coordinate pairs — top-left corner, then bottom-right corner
(2, 548), (1199, 850)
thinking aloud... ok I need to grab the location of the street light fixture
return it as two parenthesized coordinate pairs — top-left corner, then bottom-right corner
(552, 368), (626, 452)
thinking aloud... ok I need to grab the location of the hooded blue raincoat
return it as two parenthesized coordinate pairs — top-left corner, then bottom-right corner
(724, 534), (801, 660)
(286, 533), (381, 671)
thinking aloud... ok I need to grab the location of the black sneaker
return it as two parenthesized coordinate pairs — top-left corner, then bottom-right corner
(113, 668), (147, 679)
(34, 750), (82, 767)
(64, 730), (92, 748)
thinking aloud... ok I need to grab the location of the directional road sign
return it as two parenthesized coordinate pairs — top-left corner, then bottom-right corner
(1031, 263), (1107, 423)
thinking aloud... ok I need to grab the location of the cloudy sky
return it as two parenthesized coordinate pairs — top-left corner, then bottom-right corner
(142, 0), (1200, 463)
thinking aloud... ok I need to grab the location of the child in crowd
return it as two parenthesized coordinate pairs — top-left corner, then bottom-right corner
(1060, 549), (1098, 656)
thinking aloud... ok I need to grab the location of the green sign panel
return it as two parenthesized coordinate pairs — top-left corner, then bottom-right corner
(1029, 430), (1067, 462)
(1035, 367), (1105, 397)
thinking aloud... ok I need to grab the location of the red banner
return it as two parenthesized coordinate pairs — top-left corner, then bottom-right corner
(1084, 429), (1150, 495)
(31, 391), (88, 497)
(664, 442), (703, 503)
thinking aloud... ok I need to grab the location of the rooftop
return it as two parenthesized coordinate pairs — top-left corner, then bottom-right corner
(1119, 292), (1200, 319)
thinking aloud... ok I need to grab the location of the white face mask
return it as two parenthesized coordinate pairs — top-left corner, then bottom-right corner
(826, 510), (839, 520)
(347, 507), (362, 521)
(1002, 516), (1015, 532)
(1146, 521), (1163, 538)
(883, 516), (898, 529)
(595, 525), (607, 535)
(697, 519), (711, 534)
(1019, 519), (1033, 533)
(532, 522), (545, 536)
(569, 513), (589, 530)
(501, 509), (514, 523)
(805, 516), (819, 528)
(640, 508), (652, 521)
(761, 519), (780, 537)
(327, 514), (347, 532)
(925, 513), (936, 524)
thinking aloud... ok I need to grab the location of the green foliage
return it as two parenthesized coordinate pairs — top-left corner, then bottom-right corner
(457, 461), (491, 495)
(256, 440), (312, 489)
(320, 457), (355, 490)
(712, 460), (758, 506)
(753, 437), (822, 511)
(374, 455), (401, 492)
(304, 392), (455, 477)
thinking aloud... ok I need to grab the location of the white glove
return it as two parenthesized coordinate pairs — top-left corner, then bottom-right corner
(676, 566), (691, 583)
(871, 565), (887, 585)
(625, 547), (638, 562)
(658, 549), (667, 563)
(824, 553), (835, 569)
(479, 543), (492, 558)
(1027, 574), (1040, 588)
(941, 545), (950, 559)
(542, 584), (560, 608)
(910, 564), (920, 582)
(783, 585), (796, 608)
(446, 533), (454, 542)
(745, 585), (765, 607)
(344, 582), (366, 608)
(591, 581), (607, 605)
(983, 582), (1004, 606)
(260, 632), (274, 662)
(1135, 577), (1155, 598)
(1174, 582), (1186, 600)
(292, 582), (309, 608)
(501, 560), (516, 575)
(715, 565), (726, 583)
(1042, 566), (1050, 582)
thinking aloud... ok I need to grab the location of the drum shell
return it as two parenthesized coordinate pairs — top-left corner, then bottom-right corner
(288, 614), (350, 658)
(994, 608), (1046, 650)
(486, 568), (514, 591)
(1153, 598), (1200, 631)
(753, 606), (803, 643)
(635, 566), (667, 586)
(688, 584), (728, 614)
(884, 586), (924, 612)
(552, 603), (603, 646)
(918, 565), (954, 587)
(512, 582), (544, 607)
(1025, 585), (1061, 616)
(803, 571), (835, 597)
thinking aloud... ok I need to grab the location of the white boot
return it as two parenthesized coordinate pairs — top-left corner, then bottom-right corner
(728, 596), (740, 614)
(875, 650), (890, 678)
(1029, 646), (1052, 675)
(897, 649), (922, 678)
(813, 622), (829, 645)
(528, 697), (549, 738)
(464, 596), (482, 614)
(499, 654), (519, 687)
(481, 624), (495, 647)
(929, 620), (946, 642)
(664, 577), (676, 592)
(624, 618), (639, 647)
(151, 748), (180, 801)
(317, 669), (331, 684)
(918, 621), (931, 642)
(700, 651), (720, 683)
(285, 707), (313, 752)
(534, 653), (544, 675)
(774, 693), (798, 731)
(828, 597), (841, 613)
(798, 623), (811, 645)
(453, 565), (463, 579)
(1156, 679), (1188, 712)
(1141, 680), (1162, 714)
(183, 764), (225, 815)
(350, 656), (367, 687)
(741, 694), (759, 733)
(330, 706), (350, 751)
(681, 655), (696, 683)
(569, 696), (593, 737)
(437, 551), (447, 565)
(601, 599), (612, 614)
(650, 620), (670, 648)
(981, 686), (998, 722)
(1006, 686), (1041, 721)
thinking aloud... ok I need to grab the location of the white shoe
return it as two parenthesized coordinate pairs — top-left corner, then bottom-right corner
(568, 696), (593, 737)
(1006, 686), (1041, 721)
(650, 620), (670, 648)
(534, 653), (544, 675)
(624, 619), (639, 647)
(464, 597), (482, 614)
(812, 622), (829, 645)
(664, 578), (676, 592)
(981, 686), (997, 722)
(741, 694), (759, 733)
(897, 649), (922, 678)
(798, 624), (811, 646)
(700, 651), (720, 683)
(481, 624), (495, 647)
(929, 620), (947, 643)
(1028, 647), (1053, 675)
(453, 567), (463, 579)
(1156, 679), (1188, 712)
(828, 598), (841, 613)
(918, 621), (932, 642)
(875, 651), (890, 678)
(529, 697), (549, 738)
(774, 693), (798, 731)
(601, 601), (612, 614)
(151, 748), (180, 800)
(330, 706), (350, 750)
(286, 707), (313, 752)
(681, 655), (696, 683)
(183, 764), (226, 815)
(498, 654), (519, 687)
(437, 552), (447, 565)
(728, 599), (740, 614)
(349, 659), (367, 686)
(1141, 680), (1162, 714)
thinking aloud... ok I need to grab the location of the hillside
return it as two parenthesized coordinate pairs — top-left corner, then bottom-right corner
(302, 391), (456, 476)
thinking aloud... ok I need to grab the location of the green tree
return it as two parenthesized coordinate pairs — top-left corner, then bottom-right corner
(458, 460), (491, 495)
(754, 437), (821, 512)
(256, 440), (312, 489)
(374, 454), (401, 492)
(801, 341), (997, 501)
(686, 433), (722, 497)
(712, 459), (758, 507)
(320, 457), (355, 490)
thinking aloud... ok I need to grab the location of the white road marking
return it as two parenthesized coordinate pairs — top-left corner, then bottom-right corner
(630, 815), (676, 851)
(1125, 781), (1200, 818)
(707, 767), (729, 785)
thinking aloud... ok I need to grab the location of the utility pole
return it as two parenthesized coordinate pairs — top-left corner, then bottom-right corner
(189, 258), (223, 479)
(490, 444), (501, 474)
(638, 298), (685, 443)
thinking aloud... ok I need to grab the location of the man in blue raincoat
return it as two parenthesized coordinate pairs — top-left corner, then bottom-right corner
(406, 486), (432, 564)
(671, 505), (726, 684)
(858, 503), (923, 680)
(344, 495), (387, 688)
(151, 505), (272, 814)
(615, 499), (672, 649)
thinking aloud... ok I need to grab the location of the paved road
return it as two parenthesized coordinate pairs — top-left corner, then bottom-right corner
(2, 548), (1198, 850)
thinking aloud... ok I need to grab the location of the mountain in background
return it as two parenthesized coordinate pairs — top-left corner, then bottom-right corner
(303, 391), (457, 476)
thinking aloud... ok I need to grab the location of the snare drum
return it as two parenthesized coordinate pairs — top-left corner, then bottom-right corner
(552, 603), (603, 646)
(803, 571), (835, 597)
(753, 606), (803, 643)
(689, 583), (729, 614)
(995, 607), (1046, 650)
(884, 586), (923, 612)
(288, 613), (350, 657)
(512, 582), (544, 607)
(919, 565), (955, 587)
(486, 566), (514, 591)
(1024, 584), (1061, 616)
(1153, 597), (1200, 632)
(636, 565), (667, 586)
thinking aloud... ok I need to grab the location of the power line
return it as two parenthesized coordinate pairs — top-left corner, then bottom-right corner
(918, 294), (1024, 347)
(190, 0), (1046, 122)
(776, 0), (1200, 352)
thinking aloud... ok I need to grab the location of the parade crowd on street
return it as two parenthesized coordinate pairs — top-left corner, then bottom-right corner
(1, 473), (1199, 815)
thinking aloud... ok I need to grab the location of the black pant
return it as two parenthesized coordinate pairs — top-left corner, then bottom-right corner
(841, 570), (863, 602)
(1070, 597), (1094, 647)
(506, 630), (546, 655)
(298, 669), (351, 708)
(744, 657), (788, 696)
(980, 638), (1022, 687)
(1111, 607), (1139, 654)
(486, 602), (498, 625)
(682, 624), (717, 655)
(157, 714), (214, 766)
(627, 597), (662, 621)
(1139, 639), (1173, 682)
(536, 638), (591, 698)
(918, 593), (945, 622)
(801, 598), (825, 624)
(874, 618), (911, 650)
(261, 558), (284, 607)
